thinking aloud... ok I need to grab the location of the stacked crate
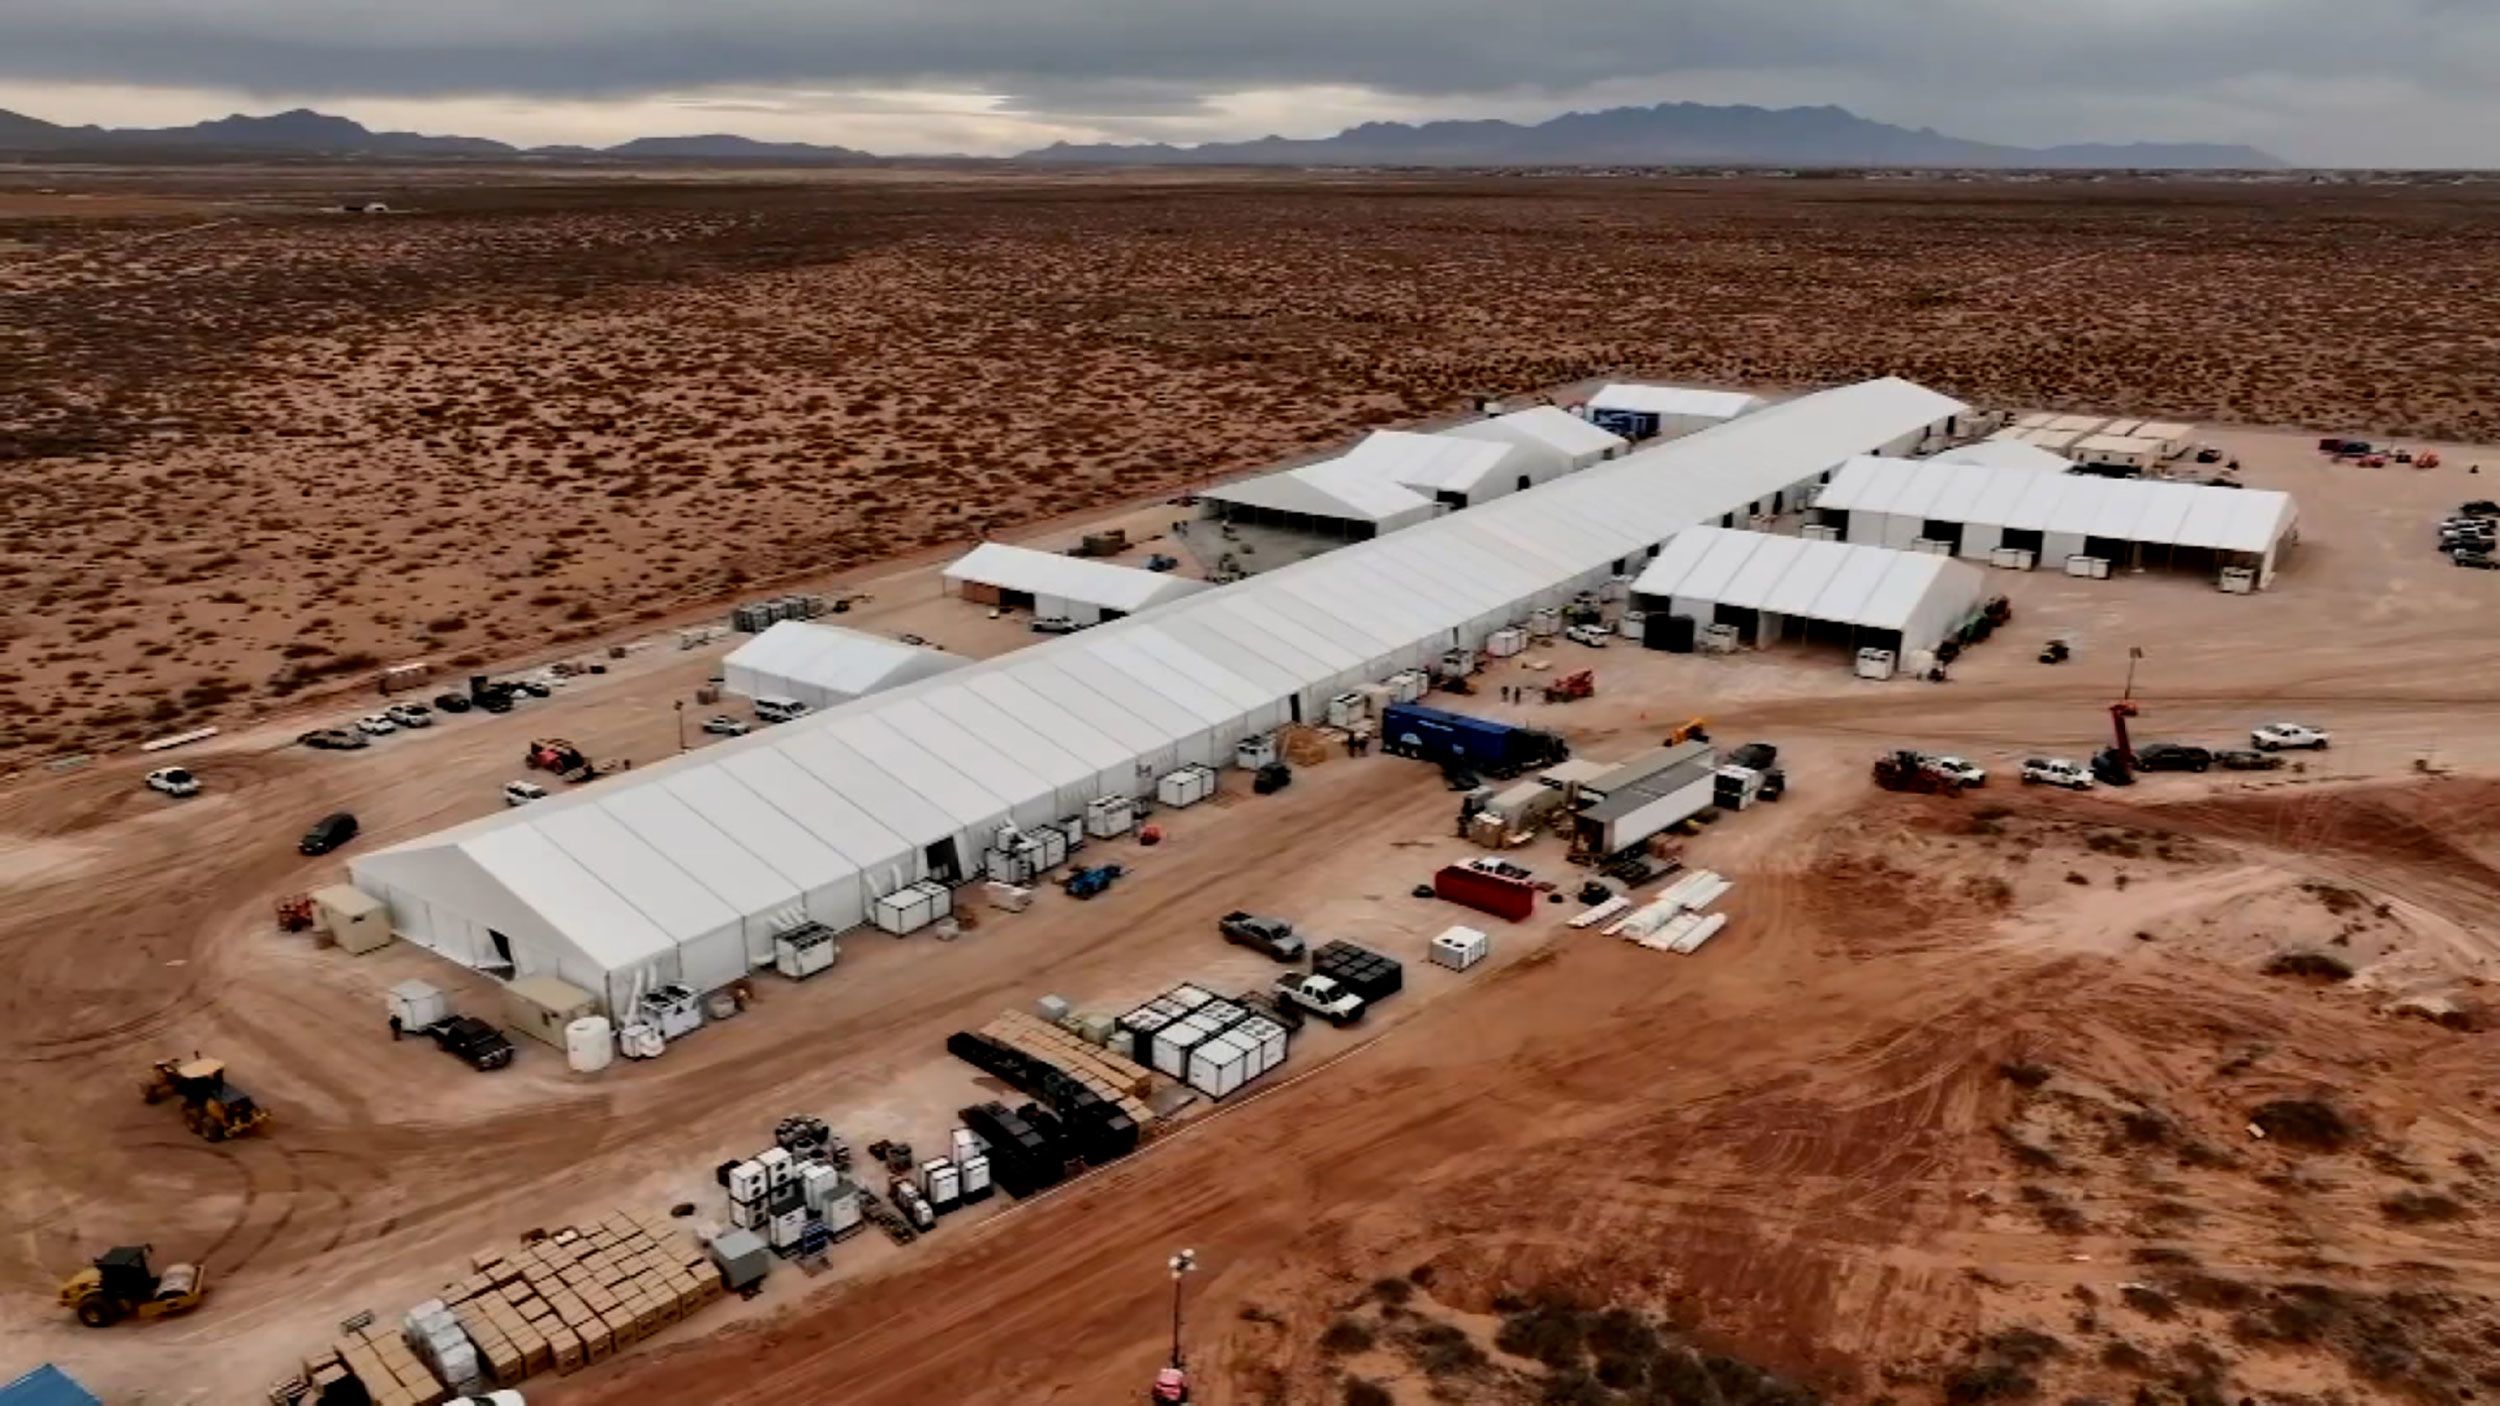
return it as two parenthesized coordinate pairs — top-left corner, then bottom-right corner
(320, 1324), (445, 1406)
(980, 1010), (1155, 1127)
(303, 1210), (726, 1401)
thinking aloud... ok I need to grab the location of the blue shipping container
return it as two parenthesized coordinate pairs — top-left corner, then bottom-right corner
(0, 1366), (100, 1406)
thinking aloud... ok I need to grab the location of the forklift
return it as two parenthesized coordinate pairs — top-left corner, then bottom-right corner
(57, 1245), (207, 1328)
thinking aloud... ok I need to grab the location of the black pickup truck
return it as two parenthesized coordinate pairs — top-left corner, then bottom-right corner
(424, 1015), (516, 1071)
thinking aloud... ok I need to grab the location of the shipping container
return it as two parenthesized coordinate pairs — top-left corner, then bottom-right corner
(1433, 863), (1539, 921)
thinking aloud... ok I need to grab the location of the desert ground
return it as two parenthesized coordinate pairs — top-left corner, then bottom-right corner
(5, 169), (2500, 1406)
(9, 171), (2500, 772)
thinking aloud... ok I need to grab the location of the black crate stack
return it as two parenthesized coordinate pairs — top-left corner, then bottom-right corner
(1312, 940), (1404, 1003)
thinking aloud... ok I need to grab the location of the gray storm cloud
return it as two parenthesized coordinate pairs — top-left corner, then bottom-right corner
(3, 0), (2498, 160)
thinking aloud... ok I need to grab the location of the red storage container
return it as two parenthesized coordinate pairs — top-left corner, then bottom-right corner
(1433, 864), (1537, 922)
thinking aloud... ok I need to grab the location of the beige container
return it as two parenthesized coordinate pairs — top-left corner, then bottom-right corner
(311, 885), (391, 955)
(503, 974), (600, 1049)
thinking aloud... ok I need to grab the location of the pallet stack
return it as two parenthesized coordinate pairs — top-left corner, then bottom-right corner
(309, 1324), (445, 1406)
(980, 1009), (1155, 1127)
(292, 1210), (724, 1403)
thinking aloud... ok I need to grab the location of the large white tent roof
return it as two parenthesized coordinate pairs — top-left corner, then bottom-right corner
(1337, 430), (1522, 497)
(1200, 451), (1437, 525)
(355, 377), (1964, 990)
(1817, 457), (2296, 554)
(1632, 527), (1981, 633)
(943, 542), (1209, 614)
(1588, 384), (1765, 421)
(724, 621), (967, 701)
(1933, 440), (2074, 474)
(1440, 405), (1627, 467)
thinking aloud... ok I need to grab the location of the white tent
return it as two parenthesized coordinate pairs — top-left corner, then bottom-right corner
(1441, 405), (1628, 480)
(1630, 527), (1985, 659)
(1814, 457), (2297, 585)
(1934, 440), (2074, 474)
(723, 621), (968, 709)
(1333, 430), (1533, 507)
(1200, 451), (1442, 538)
(351, 377), (1967, 1011)
(942, 542), (1208, 625)
(1587, 385), (1768, 441)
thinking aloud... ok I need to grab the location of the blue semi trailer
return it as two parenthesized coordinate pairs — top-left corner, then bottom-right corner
(1379, 702), (1570, 778)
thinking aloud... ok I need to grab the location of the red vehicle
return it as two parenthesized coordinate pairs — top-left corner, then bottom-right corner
(1433, 863), (1538, 922)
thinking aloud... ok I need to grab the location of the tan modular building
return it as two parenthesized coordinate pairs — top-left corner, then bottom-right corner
(504, 974), (601, 1049)
(2133, 421), (2194, 459)
(2071, 434), (2163, 475)
(311, 884), (391, 955)
(2045, 414), (2107, 436)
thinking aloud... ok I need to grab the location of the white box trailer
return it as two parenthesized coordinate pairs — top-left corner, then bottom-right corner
(871, 880), (951, 935)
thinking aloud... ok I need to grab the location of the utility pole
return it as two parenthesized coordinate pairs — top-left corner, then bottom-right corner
(1168, 1248), (1196, 1367)
(2123, 645), (2143, 700)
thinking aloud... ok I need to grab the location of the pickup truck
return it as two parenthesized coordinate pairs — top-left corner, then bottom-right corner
(424, 1015), (515, 1071)
(1273, 972), (1365, 1027)
(1219, 912), (1306, 961)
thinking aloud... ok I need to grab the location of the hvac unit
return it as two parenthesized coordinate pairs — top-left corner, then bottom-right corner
(1436, 647), (1477, 679)
(2217, 566), (2257, 594)
(1235, 733), (1279, 769)
(1528, 608), (1561, 639)
(1384, 670), (1430, 703)
(958, 1155), (994, 1204)
(1483, 627), (1527, 659)
(1156, 765), (1217, 809)
(1989, 547), (2037, 571)
(727, 1159), (769, 1202)
(1911, 537), (1953, 556)
(1429, 926), (1490, 972)
(921, 1158), (963, 1214)
(1800, 523), (1841, 542)
(799, 1163), (842, 1213)
(1085, 795), (1135, 838)
(636, 983), (704, 1040)
(870, 880), (952, 936)
(772, 923), (840, 981)
(1698, 623), (1742, 655)
(1855, 648), (1897, 680)
(2065, 555), (2111, 579)
(1714, 765), (1765, 811)
(1326, 692), (1366, 729)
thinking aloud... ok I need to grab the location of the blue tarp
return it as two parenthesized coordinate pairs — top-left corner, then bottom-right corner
(0, 1365), (100, 1406)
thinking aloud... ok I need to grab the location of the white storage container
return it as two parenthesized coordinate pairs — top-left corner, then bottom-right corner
(870, 880), (951, 936)
(1699, 623), (1742, 654)
(773, 925), (839, 980)
(1235, 733), (1279, 769)
(2217, 566), (2256, 594)
(1529, 608), (1561, 639)
(1107, 1028), (1136, 1060)
(727, 1159), (769, 1202)
(1800, 523), (1841, 542)
(1435, 648), (1476, 679)
(2065, 555), (2110, 579)
(921, 1158), (962, 1212)
(951, 1127), (985, 1163)
(1086, 794), (1136, 838)
(1156, 765), (1217, 809)
(1603, 574), (1631, 602)
(1386, 670), (1429, 703)
(1429, 925), (1490, 971)
(1911, 537), (1953, 556)
(984, 846), (1039, 886)
(1484, 628), (1527, 658)
(386, 980), (449, 1032)
(984, 880), (1033, 912)
(1989, 546), (2037, 571)
(728, 1196), (763, 1230)
(1150, 1011), (1222, 1079)
(1036, 993), (1072, 1023)
(822, 1188), (862, 1236)
(1233, 1015), (1289, 1077)
(768, 1205), (808, 1250)
(1326, 692), (1366, 729)
(1855, 647), (1896, 681)
(1188, 1031), (1255, 1099)
(1166, 984), (1215, 1011)
(959, 1154), (993, 1202)
(564, 1016), (614, 1073)
(799, 1163), (840, 1212)
(758, 1147), (795, 1188)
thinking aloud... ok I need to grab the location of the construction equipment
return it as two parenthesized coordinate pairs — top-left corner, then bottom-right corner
(273, 893), (316, 933)
(2108, 700), (2141, 772)
(58, 1245), (206, 1328)
(1873, 750), (1962, 797)
(1063, 864), (1124, 900)
(2038, 639), (2070, 664)
(142, 1057), (272, 1142)
(1662, 717), (1711, 746)
(1542, 670), (1595, 704)
(524, 738), (595, 781)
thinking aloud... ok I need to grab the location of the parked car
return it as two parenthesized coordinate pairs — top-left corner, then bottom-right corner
(298, 728), (368, 751)
(355, 714), (397, 736)
(510, 679), (552, 699)
(1924, 755), (1987, 787)
(145, 767), (200, 797)
(433, 691), (474, 715)
(2091, 749), (2137, 787)
(2460, 500), (2500, 518)
(2215, 749), (2285, 771)
(2134, 743), (2213, 773)
(1030, 617), (1083, 635)
(503, 780), (549, 807)
(2020, 757), (2093, 790)
(299, 811), (359, 855)
(1726, 741), (1778, 772)
(1273, 972), (1365, 1027)
(701, 715), (751, 737)
(1564, 623), (1612, 648)
(2250, 722), (2330, 751)
(385, 702), (433, 728)
(1219, 912), (1307, 962)
(2455, 550), (2500, 570)
(424, 1015), (515, 1071)
(752, 696), (810, 725)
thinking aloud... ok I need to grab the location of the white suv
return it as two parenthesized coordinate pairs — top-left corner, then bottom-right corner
(145, 767), (201, 797)
(1564, 623), (1612, 648)
(1925, 755), (1987, 787)
(2250, 722), (2330, 751)
(2021, 757), (2093, 790)
(503, 780), (549, 807)
(385, 702), (433, 728)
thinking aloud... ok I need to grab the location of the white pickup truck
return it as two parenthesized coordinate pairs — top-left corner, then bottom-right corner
(1273, 972), (1365, 1027)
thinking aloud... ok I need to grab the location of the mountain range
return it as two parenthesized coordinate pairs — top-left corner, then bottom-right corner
(0, 101), (2278, 170)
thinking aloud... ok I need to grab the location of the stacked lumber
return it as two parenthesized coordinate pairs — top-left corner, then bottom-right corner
(1280, 724), (1333, 767)
(980, 1010), (1156, 1127)
(301, 1209), (725, 1402)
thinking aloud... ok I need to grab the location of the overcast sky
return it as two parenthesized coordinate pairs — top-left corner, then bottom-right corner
(4, 0), (2497, 164)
